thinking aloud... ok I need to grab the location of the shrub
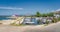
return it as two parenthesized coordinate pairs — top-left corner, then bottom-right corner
(45, 20), (49, 24)
(57, 17), (60, 21)
(52, 17), (58, 23)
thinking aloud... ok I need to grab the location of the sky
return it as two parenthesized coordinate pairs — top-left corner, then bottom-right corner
(0, 0), (60, 15)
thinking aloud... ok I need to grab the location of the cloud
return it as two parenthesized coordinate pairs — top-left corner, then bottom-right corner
(0, 7), (23, 10)
(56, 9), (60, 11)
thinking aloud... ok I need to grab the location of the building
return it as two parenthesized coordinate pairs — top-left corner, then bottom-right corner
(36, 17), (53, 24)
(54, 11), (60, 18)
(22, 17), (37, 25)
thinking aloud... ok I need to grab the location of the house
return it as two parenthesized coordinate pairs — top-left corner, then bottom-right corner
(54, 11), (60, 18)
(36, 17), (53, 24)
(22, 17), (37, 25)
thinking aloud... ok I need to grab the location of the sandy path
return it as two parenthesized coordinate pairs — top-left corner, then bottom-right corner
(0, 25), (44, 32)
(0, 22), (60, 32)
(40, 22), (60, 32)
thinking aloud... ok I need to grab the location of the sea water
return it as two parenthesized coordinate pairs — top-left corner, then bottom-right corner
(0, 16), (12, 20)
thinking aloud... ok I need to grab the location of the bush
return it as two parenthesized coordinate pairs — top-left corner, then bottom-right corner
(45, 20), (49, 24)
(57, 17), (60, 21)
(52, 17), (58, 23)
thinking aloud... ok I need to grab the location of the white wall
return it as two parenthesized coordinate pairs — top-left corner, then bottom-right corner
(54, 14), (60, 18)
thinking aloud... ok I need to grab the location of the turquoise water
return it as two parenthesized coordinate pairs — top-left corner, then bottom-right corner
(0, 16), (12, 20)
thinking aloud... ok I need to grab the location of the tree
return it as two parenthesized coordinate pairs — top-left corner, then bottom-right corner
(41, 14), (47, 17)
(47, 12), (54, 17)
(36, 12), (41, 17)
(41, 12), (54, 17)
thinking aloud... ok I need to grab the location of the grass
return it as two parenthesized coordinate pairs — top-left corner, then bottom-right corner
(10, 23), (26, 26)
(44, 24), (49, 26)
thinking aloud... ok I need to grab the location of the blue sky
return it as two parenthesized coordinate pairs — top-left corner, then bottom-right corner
(0, 0), (60, 15)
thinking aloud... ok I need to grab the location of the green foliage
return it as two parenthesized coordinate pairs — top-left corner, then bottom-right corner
(46, 20), (49, 24)
(47, 13), (54, 17)
(10, 23), (25, 26)
(57, 17), (60, 21)
(52, 17), (58, 23)
(36, 12), (41, 17)
(35, 11), (54, 17)
(41, 14), (47, 17)
(40, 12), (54, 17)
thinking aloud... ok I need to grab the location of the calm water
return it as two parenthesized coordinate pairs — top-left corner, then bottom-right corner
(0, 16), (12, 20)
